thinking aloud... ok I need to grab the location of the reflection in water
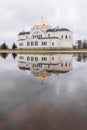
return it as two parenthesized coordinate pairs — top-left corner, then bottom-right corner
(18, 54), (73, 81)
(0, 53), (17, 60)
(0, 53), (87, 129)
(12, 53), (17, 60)
(74, 53), (87, 62)
(0, 53), (9, 59)
(1, 107), (87, 130)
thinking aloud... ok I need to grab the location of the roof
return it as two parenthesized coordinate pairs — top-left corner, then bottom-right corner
(18, 66), (30, 70)
(47, 70), (70, 73)
(58, 28), (70, 31)
(18, 31), (30, 35)
(46, 28), (70, 32)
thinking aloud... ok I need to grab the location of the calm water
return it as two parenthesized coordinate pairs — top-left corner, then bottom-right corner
(0, 53), (87, 130)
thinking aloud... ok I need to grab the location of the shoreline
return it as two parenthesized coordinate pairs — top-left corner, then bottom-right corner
(0, 49), (87, 54)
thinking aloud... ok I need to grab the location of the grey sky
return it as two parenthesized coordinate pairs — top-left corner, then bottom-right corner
(0, 0), (87, 46)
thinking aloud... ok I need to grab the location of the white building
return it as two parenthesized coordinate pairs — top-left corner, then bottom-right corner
(17, 20), (73, 49)
(18, 54), (72, 80)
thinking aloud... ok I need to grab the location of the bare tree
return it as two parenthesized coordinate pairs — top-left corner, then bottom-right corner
(77, 40), (82, 49)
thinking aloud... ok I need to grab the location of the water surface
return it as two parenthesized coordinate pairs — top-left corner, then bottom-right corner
(0, 53), (87, 130)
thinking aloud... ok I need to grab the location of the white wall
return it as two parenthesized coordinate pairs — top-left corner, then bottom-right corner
(17, 28), (73, 48)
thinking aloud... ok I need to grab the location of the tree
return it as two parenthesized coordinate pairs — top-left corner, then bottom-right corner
(12, 43), (17, 49)
(83, 42), (86, 48)
(0, 43), (8, 49)
(77, 40), (82, 49)
(83, 40), (87, 48)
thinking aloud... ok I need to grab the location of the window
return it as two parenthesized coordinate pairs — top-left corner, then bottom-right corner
(27, 42), (30, 46)
(42, 57), (47, 61)
(31, 57), (34, 61)
(65, 35), (67, 39)
(52, 42), (54, 46)
(31, 42), (34, 46)
(19, 56), (24, 59)
(33, 64), (38, 67)
(65, 63), (67, 67)
(69, 36), (71, 39)
(61, 35), (63, 39)
(26, 36), (28, 38)
(44, 42), (45, 45)
(42, 41), (47, 46)
(19, 43), (23, 46)
(35, 41), (38, 46)
(61, 63), (63, 67)
(33, 34), (42, 39)
(38, 64), (42, 67)
(35, 57), (38, 61)
(27, 57), (30, 61)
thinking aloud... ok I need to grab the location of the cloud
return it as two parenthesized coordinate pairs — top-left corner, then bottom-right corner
(0, 0), (87, 45)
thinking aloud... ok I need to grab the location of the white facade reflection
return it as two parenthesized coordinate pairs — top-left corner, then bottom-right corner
(18, 54), (73, 80)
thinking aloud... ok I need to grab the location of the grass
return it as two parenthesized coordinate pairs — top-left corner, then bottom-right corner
(0, 48), (87, 54)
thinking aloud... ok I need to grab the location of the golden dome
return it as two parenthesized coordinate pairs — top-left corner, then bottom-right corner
(36, 21), (49, 26)
(33, 72), (51, 81)
(32, 19), (52, 29)
(36, 75), (49, 80)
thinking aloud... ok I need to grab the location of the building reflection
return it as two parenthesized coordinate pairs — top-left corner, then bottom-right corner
(18, 54), (73, 81)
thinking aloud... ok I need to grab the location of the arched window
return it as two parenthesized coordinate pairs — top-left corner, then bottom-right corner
(65, 35), (67, 39)
(65, 63), (67, 67)
(61, 63), (63, 67)
(52, 42), (54, 46)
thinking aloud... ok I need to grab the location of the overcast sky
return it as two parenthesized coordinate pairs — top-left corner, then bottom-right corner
(0, 0), (87, 46)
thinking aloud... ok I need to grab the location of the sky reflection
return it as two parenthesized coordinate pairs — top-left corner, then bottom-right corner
(0, 53), (87, 130)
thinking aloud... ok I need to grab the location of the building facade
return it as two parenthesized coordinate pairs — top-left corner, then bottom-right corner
(17, 20), (73, 49)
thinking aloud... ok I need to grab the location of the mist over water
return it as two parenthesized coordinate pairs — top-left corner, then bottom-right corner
(0, 53), (87, 130)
